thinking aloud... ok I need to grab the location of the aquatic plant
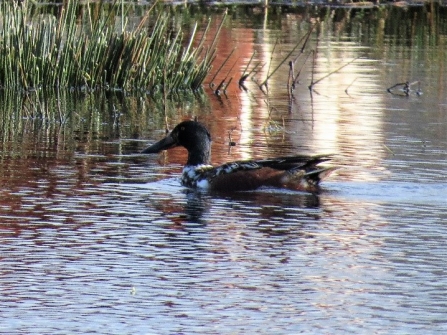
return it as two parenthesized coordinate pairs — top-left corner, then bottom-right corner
(0, 1), (219, 92)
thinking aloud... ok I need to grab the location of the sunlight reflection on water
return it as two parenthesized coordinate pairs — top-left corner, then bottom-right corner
(1, 4), (447, 334)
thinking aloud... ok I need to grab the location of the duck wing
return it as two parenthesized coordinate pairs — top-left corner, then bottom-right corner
(254, 154), (332, 172)
(212, 154), (332, 176)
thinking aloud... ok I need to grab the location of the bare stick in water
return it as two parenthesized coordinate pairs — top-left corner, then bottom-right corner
(309, 56), (361, 91)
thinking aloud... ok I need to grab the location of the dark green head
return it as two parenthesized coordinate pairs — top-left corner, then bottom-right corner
(141, 121), (212, 165)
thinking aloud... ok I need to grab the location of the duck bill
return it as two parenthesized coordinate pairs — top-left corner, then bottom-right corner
(141, 134), (177, 154)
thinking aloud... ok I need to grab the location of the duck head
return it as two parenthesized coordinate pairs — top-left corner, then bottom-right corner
(141, 120), (212, 166)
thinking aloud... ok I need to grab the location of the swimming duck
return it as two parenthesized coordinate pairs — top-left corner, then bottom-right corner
(142, 120), (335, 193)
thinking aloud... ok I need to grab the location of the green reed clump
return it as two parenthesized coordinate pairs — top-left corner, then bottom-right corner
(0, 1), (218, 92)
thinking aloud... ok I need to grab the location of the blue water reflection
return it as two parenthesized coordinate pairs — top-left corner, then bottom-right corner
(2, 171), (447, 333)
(1, 3), (447, 334)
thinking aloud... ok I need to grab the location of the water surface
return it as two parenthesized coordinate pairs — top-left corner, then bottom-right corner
(1, 3), (447, 334)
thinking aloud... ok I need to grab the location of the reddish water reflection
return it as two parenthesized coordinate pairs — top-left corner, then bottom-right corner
(1, 4), (447, 334)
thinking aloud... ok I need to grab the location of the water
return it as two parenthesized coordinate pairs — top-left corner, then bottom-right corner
(1, 3), (447, 334)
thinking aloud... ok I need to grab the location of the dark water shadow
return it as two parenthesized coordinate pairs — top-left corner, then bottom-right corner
(145, 182), (326, 228)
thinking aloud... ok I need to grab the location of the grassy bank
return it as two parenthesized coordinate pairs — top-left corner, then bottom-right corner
(0, 1), (220, 92)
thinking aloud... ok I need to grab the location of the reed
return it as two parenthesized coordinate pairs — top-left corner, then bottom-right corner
(0, 1), (218, 92)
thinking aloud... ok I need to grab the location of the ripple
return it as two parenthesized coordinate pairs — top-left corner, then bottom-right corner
(2, 4), (447, 334)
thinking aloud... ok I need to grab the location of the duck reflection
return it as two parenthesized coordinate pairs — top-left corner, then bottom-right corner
(182, 189), (210, 225)
(150, 186), (323, 229)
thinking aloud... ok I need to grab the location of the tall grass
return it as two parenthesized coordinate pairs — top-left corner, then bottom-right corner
(0, 1), (219, 92)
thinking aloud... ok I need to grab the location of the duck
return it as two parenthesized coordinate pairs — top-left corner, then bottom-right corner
(141, 120), (336, 193)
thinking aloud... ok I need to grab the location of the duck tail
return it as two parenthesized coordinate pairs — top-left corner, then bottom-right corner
(306, 166), (338, 183)
(282, 166), (338, 193)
